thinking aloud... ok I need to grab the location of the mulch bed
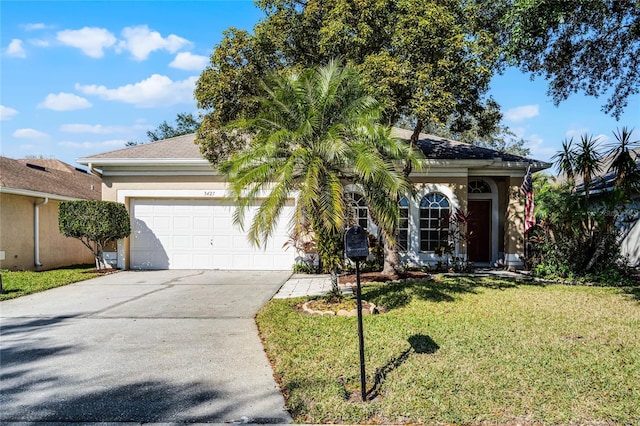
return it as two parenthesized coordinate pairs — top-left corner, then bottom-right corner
(339, 270), (430, 285)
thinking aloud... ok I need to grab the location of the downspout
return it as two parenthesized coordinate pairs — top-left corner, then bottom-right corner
(34, 197), (49, 267)
(88, 163), (102, 178)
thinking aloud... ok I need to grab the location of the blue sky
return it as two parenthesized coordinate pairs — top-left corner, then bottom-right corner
(1, 1), (638, 171)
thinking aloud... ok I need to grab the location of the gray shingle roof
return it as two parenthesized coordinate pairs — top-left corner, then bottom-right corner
(79, 129), (548, 169)
(390, 128), (538, 162)
(81, 133), (202, 159)
(0, 157), (102, 200)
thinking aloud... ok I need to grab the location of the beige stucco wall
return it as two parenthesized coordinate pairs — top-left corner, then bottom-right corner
(0, 193), (96, 271)
(100, 174), (231, 202)
(98, 171), (526, 268)
(504, 176), (525, 266)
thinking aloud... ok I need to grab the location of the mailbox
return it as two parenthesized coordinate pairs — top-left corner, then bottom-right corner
(345, 225), (369, 260)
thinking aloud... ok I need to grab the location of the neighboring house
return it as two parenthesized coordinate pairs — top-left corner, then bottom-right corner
(575, 148), (640, 267)
(0, 157), (102, 271)
(78, 130), (550, 271)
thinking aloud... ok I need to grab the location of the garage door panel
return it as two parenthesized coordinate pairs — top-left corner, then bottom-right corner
(193, 235), (211, 249)
(130, 199), (294, 270)
(153, 216), (171, 231)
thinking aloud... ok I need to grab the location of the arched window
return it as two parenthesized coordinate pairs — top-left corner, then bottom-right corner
(346, 192), (368, 230)
(468, 180), (491, 193)
(419, 193), (450, 252)
(397, 197), (409, 251)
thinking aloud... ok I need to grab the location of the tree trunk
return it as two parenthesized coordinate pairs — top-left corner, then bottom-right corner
(382, 234), (403, 277)
(94, 242), (106, 270)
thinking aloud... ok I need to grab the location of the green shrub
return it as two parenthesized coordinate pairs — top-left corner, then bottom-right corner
(59, 200), (131, 270)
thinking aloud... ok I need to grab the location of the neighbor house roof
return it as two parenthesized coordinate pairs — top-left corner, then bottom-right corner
(0, 156), (102, 200)
(573, 147), (640, 194)
(78, 129), (551, 172)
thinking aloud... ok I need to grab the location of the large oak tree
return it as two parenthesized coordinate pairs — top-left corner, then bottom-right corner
(194, 0), (503, 165)
(500, 0), (639, 119)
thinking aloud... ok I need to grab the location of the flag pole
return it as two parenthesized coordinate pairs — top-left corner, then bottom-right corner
(521, 162), (533, 269)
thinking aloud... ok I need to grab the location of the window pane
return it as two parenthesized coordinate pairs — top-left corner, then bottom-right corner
(418, 192), (451, 252)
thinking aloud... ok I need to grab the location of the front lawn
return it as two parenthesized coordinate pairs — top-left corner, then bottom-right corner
(256, 275), (640, 425)
(0, 265), (101, 301)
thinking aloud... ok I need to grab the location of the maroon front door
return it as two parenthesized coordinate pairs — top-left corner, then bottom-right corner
(467, 200), (491, 263)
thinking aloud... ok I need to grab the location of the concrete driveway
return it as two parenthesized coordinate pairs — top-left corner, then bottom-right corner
(0, 270), (293, 424)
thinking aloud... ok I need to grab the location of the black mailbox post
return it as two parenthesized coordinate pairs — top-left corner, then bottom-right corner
(344, 225), (369, 401)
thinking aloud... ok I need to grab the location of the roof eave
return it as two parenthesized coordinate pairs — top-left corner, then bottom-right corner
(0, 186), (91, 201)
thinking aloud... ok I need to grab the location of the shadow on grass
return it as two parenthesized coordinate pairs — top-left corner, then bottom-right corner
(367, 334), (439, 400)
(622, 286), (640, 301)
(361, 274), (542, 310)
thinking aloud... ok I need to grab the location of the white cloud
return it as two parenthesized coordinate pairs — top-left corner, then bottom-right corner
(23, 23), (48, 31)
(6, 39), (26, 58)
(38, 92), (92, 111)
(59, 139), (128, 150)
(60, 123), (148, 134)
(565, 128), (589, 139)
(13, 128), (49, 140)
(564, 129), (609, 145)
(118, 25), (190, 61)
(504, 104), (539, 122)
(57, 27), (116, 58)
(594, 133), (610, 145)
(0, 105), (19, 121)
(169, 52), (208, 70)
(30, 39), (50, 47)
(526, 134), (557, 161)
(76, 74), (197, 108)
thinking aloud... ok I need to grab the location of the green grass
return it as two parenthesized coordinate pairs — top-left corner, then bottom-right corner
(0, 265), (100, 301)
(256, 275), (640, 425)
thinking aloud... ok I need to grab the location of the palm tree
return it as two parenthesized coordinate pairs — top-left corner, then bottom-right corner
(220, 59), (420, 286)
(607, 126), (639, 194)
(574, 134), (602, 201)
(551, 137), (576, 189)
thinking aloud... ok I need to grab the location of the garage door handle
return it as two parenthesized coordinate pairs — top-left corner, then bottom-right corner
(210, 238), (213, 246)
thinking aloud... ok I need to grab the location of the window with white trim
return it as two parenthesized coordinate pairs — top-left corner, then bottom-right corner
(397, 197), (409, 251)
(346, 192), (369, 230)
(419, 193), (451, 252)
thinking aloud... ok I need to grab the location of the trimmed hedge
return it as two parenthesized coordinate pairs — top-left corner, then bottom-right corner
(59, 200), (131, 269)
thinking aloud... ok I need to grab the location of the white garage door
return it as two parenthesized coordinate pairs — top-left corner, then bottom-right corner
(130, 199), (294, 270)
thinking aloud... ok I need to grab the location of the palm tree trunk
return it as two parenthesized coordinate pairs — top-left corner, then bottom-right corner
(382, 233), (402, 277)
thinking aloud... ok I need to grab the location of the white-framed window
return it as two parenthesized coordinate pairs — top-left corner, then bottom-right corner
(397, 197), (410, 251)
(346, 192), (369, 230)
(419, 193), (451, 252)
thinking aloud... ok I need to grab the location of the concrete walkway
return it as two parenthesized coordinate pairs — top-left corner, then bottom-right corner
(273, 268), (531, 299)
(272, 274), (345, 299)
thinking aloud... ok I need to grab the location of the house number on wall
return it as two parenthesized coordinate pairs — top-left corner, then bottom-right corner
(203, 191), (218, 197)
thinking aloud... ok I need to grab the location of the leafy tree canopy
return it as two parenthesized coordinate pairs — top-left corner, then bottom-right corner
(195, 0), (504, 164)
(126, 112), (201, 146)
(500, 0), (640, 119)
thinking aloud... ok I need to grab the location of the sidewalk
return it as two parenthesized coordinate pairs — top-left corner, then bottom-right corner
(273, 268), (533, 299)
(273, 274), (353, 299)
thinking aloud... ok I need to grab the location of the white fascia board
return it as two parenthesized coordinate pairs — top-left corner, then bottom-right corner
(0, 186), (84, 201)
(77, 157), (210, 166)
(101, 169), (220, 177)
(79, 158), (221, 176)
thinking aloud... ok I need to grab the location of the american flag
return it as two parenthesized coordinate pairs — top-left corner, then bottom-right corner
(521, 164), (535, 233)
